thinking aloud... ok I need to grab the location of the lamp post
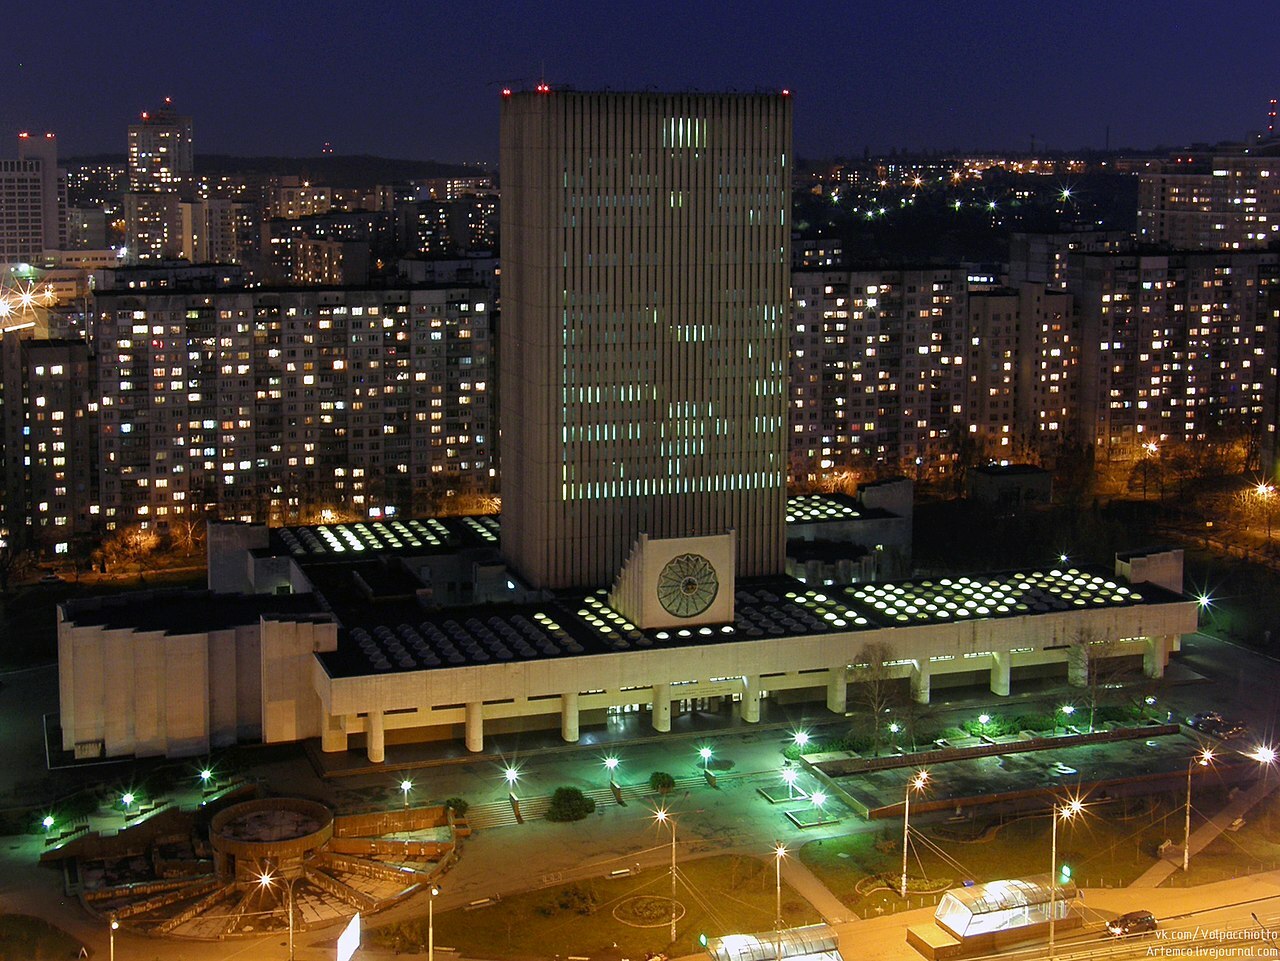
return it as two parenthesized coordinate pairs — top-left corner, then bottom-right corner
(428, 883), (440, 961)
(793, 731), (810, 751)
(782, 767), (798, 799)
(1256, 482), (1275, 540)
(401, 778), (413, 809)
(1183, 749), (1215, 872)
(109, 917), (118, 961)
(1059, 704), (1075, 734)
(199, 768), (213, 789)
(900, 770), (929, 898)
(1049, 798), (1083, 961)
(654, 809), (677, 943)
(259, 870), (299, 961)
(698, 746), (713, 772)
(773, 843), (786, 961)
(603, 755), (619, 781)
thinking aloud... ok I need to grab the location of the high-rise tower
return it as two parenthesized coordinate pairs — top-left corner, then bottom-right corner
(124, 99), (193, 261)
(499, 89), (792, 590)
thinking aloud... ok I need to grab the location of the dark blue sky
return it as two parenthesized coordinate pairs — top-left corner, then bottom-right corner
(5, 0), (1275, 162)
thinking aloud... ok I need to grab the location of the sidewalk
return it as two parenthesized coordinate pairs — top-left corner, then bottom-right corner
(1130, 773), (1280, 888)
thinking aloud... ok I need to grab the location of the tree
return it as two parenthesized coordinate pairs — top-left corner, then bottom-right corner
(849, 641), (904, 756)
(0, 542), (33, 592)
(1066, 627), (1134, 732)
(100, 525), (161, 574)
(546, 787), (596, 822)
(648, 771), (675, 795)
(171, 516), (208, 556)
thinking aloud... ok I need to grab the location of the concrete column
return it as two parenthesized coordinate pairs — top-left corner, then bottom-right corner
(561, 691), (580, 742)
(826, 669), (848, 714)
(651, 683), (671, 733)
(464, 702), (484, 753)
(910, 660), (931, 704)
(1143, 635), (1168, 679)
(989, 651), (1011, 697)
(321, 714), (348, 753)
(366, 710), (385, 764)
(1067, 644), (1088, 687)
(740, 675), (761, 723)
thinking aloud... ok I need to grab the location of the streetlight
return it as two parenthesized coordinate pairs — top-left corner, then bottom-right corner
(901, 770), (929, 897)
(1058, 704), (1075, 734)
(258, 871), (299, 961)
(199, 768), (213, 788)
(781, 767), (799, 799)
(400, 778), (413, 809)
(504, 767), (520, 790)
(792, 731), (810, 750)
(109, 917), (118, 961)
(773, 842), (787, 961)
(1250, 745), (1278, 766)
(1183, 748), (1215, 872)
(42, 815), (54, 832)
(121, 792), (134, 812)
(1255, 482), (1275, 540)
(698, 746), (713, 771)
(603, 755), (619, 776)
(1049, 797), (1084, 961)
(810, 790), (827, 809)
(428, 883), (441, 961)
(654, 808), (678, 943)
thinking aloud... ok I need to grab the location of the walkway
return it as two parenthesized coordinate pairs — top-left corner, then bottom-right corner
(780, 856), (851, 924)
(1130, 772), (1280, 887)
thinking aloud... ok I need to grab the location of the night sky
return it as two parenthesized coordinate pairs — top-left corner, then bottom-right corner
(5, 0), (1276, 163)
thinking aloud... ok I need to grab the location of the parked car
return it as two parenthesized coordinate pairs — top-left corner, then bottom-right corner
(1108, 910), (1157, 937)
(39, 573), (63, 584)
(1186, 711), (1224, 731)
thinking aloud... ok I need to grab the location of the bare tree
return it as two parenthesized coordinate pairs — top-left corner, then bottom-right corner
(0, 542), (33, 592)
(1067, 627), (1135, 732)
(850, 641), (904, 755)
(171, 516), (208, 556)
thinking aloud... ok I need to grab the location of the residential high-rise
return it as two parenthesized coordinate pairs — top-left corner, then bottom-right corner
(1067, 250), (1280, 452)
(92, 283), (493, 529)
(499, 90), (792, 589)
(0, 132), (67, 263)
(1137, 145), (1280, 250)
(124, 100), (194, 262)
(788, 267), (968, 482)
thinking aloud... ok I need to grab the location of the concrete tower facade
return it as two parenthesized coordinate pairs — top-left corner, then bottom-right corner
(499, 90), (792, 589)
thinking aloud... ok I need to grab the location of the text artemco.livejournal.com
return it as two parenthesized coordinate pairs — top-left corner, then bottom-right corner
(1145, 926), (1280, 957)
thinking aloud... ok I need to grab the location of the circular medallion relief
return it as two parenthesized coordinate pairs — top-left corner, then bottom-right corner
(656, 553), (719, 618)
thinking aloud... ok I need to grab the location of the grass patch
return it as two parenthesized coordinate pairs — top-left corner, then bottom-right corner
(802, 794), (1203, 917)
(370, 855), (820, 957)
(0, 915), (84, 961)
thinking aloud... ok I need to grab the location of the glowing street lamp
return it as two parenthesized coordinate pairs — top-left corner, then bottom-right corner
(603, 755), (620, 785)
(121, 792), (134, 811)
(428, 883), (441, 961)
(199, 768), (213, 788)
(109, 917), (118, 961)
(258, 871), (298, 961)
(1049, 797), (1084, 960)
(773, 842), (787, 959)
(1249, 744), (1278, 766)
(977, 714), (991, 729)
(400, 779), (413, 809)
(698, 746), (713, 771)
(42, 815), (54, 832)
(810, 789), (827, 809)
(792, 731), (810, 750)
(901, 770), (930, 897)
(504, 767), (520, 788)
(1183, 749), (1215, 872)
(653, 809), (678, 942)
(781, 767), (799, 799)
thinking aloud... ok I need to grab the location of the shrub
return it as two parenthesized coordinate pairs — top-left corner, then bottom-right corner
(649, 771), (675, 794)
(546, 787), (596, 822)
(444, 796), (469, 816)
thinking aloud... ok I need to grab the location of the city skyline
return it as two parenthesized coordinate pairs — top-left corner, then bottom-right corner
(4, 0), (1277, 163)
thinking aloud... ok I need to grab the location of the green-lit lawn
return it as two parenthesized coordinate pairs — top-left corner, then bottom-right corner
(0, 915), (84, 961)
(802, 795), (1203, 917)
(371, 855), (820, 958)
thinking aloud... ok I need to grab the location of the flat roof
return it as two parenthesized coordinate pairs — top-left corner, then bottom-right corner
(315, 565), (1185, 679)
(268, 516), (499, 559)
(62, 590), (327, 635)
